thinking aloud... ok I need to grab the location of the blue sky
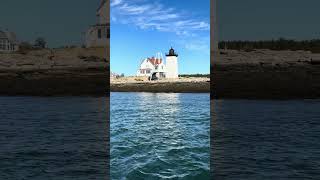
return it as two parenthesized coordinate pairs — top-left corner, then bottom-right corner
(110, 0), (210, 75)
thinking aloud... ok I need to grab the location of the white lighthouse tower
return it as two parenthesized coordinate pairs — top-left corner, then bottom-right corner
(165, 47), (179, 78)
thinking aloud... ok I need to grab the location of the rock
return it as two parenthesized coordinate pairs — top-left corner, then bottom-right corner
(0, 48), (109, 96)
(212, 49), (320, 99)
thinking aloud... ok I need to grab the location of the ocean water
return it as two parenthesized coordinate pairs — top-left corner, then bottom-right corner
(111, 92), (210, 179)
(0, 96), (109, 179)
(212, 100), (320, 179)
(4, 96), (317, 179)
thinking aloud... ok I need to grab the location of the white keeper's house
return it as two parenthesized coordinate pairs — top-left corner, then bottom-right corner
(0, 29), (19, 52)
(85, 0), (109, 48)
(137, 47), (179, 79)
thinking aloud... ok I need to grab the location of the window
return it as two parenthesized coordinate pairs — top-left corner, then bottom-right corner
(107, 28), (110, 39)
(146, 70), (151, 74)
(98, 29), (102, 39)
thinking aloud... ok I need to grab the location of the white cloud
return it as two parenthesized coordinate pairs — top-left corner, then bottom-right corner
(183, 36), (210, 54)
(186, 43), (209, 52)
(118, 3), (152, 15)
(111, 0), (209, 37)
(111, 0), (122, 7)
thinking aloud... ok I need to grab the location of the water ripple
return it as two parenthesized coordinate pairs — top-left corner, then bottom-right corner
(212, 100), (320, 179)
(111, 92), (210, 179)
(0, 96), (108, 180)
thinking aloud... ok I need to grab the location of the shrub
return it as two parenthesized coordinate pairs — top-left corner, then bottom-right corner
(34, 37), (47, 49)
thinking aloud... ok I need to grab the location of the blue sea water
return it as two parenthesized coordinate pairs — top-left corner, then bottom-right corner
(212, 100), (320, 179)
(0, 96), (108, 179)
(2, 95), (318, 179)
(111, 92), (210, 179)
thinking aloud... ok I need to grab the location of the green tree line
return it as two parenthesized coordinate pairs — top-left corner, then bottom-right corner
(218, 38), (320, 53)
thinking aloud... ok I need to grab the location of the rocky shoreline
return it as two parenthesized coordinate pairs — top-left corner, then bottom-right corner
(111, 77), (210, 93)
(0, 48), (109, 96)
(212, 49), (320, 99)
(3, 48), (320, 98)
(0, 68), (108, 96)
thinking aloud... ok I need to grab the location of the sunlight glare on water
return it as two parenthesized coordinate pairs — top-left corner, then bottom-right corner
(111, 92), (210, 179)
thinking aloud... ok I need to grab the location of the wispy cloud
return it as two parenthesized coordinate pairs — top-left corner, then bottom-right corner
(110, 0), (209, 36)
(185, 40), (210, 54)
(173, 36), (210, 54)
(110, 0), (122, 7)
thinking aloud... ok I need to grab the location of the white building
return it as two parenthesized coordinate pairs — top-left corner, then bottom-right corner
(137, 56), (166, 78)
(137, 47), (179, 79)
(165, 47), (179, 78)
(0, 29), (19, 52)
(85, 0), (109, 48)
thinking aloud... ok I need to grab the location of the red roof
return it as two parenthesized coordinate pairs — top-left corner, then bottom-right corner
(147, 57), (162, 65)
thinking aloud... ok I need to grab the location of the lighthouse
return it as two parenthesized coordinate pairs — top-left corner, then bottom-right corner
(165, 47), (179, 78)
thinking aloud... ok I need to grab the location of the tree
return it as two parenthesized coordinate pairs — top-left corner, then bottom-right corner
(218, 38), (320, 52)
(34, 37), (47, 49)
